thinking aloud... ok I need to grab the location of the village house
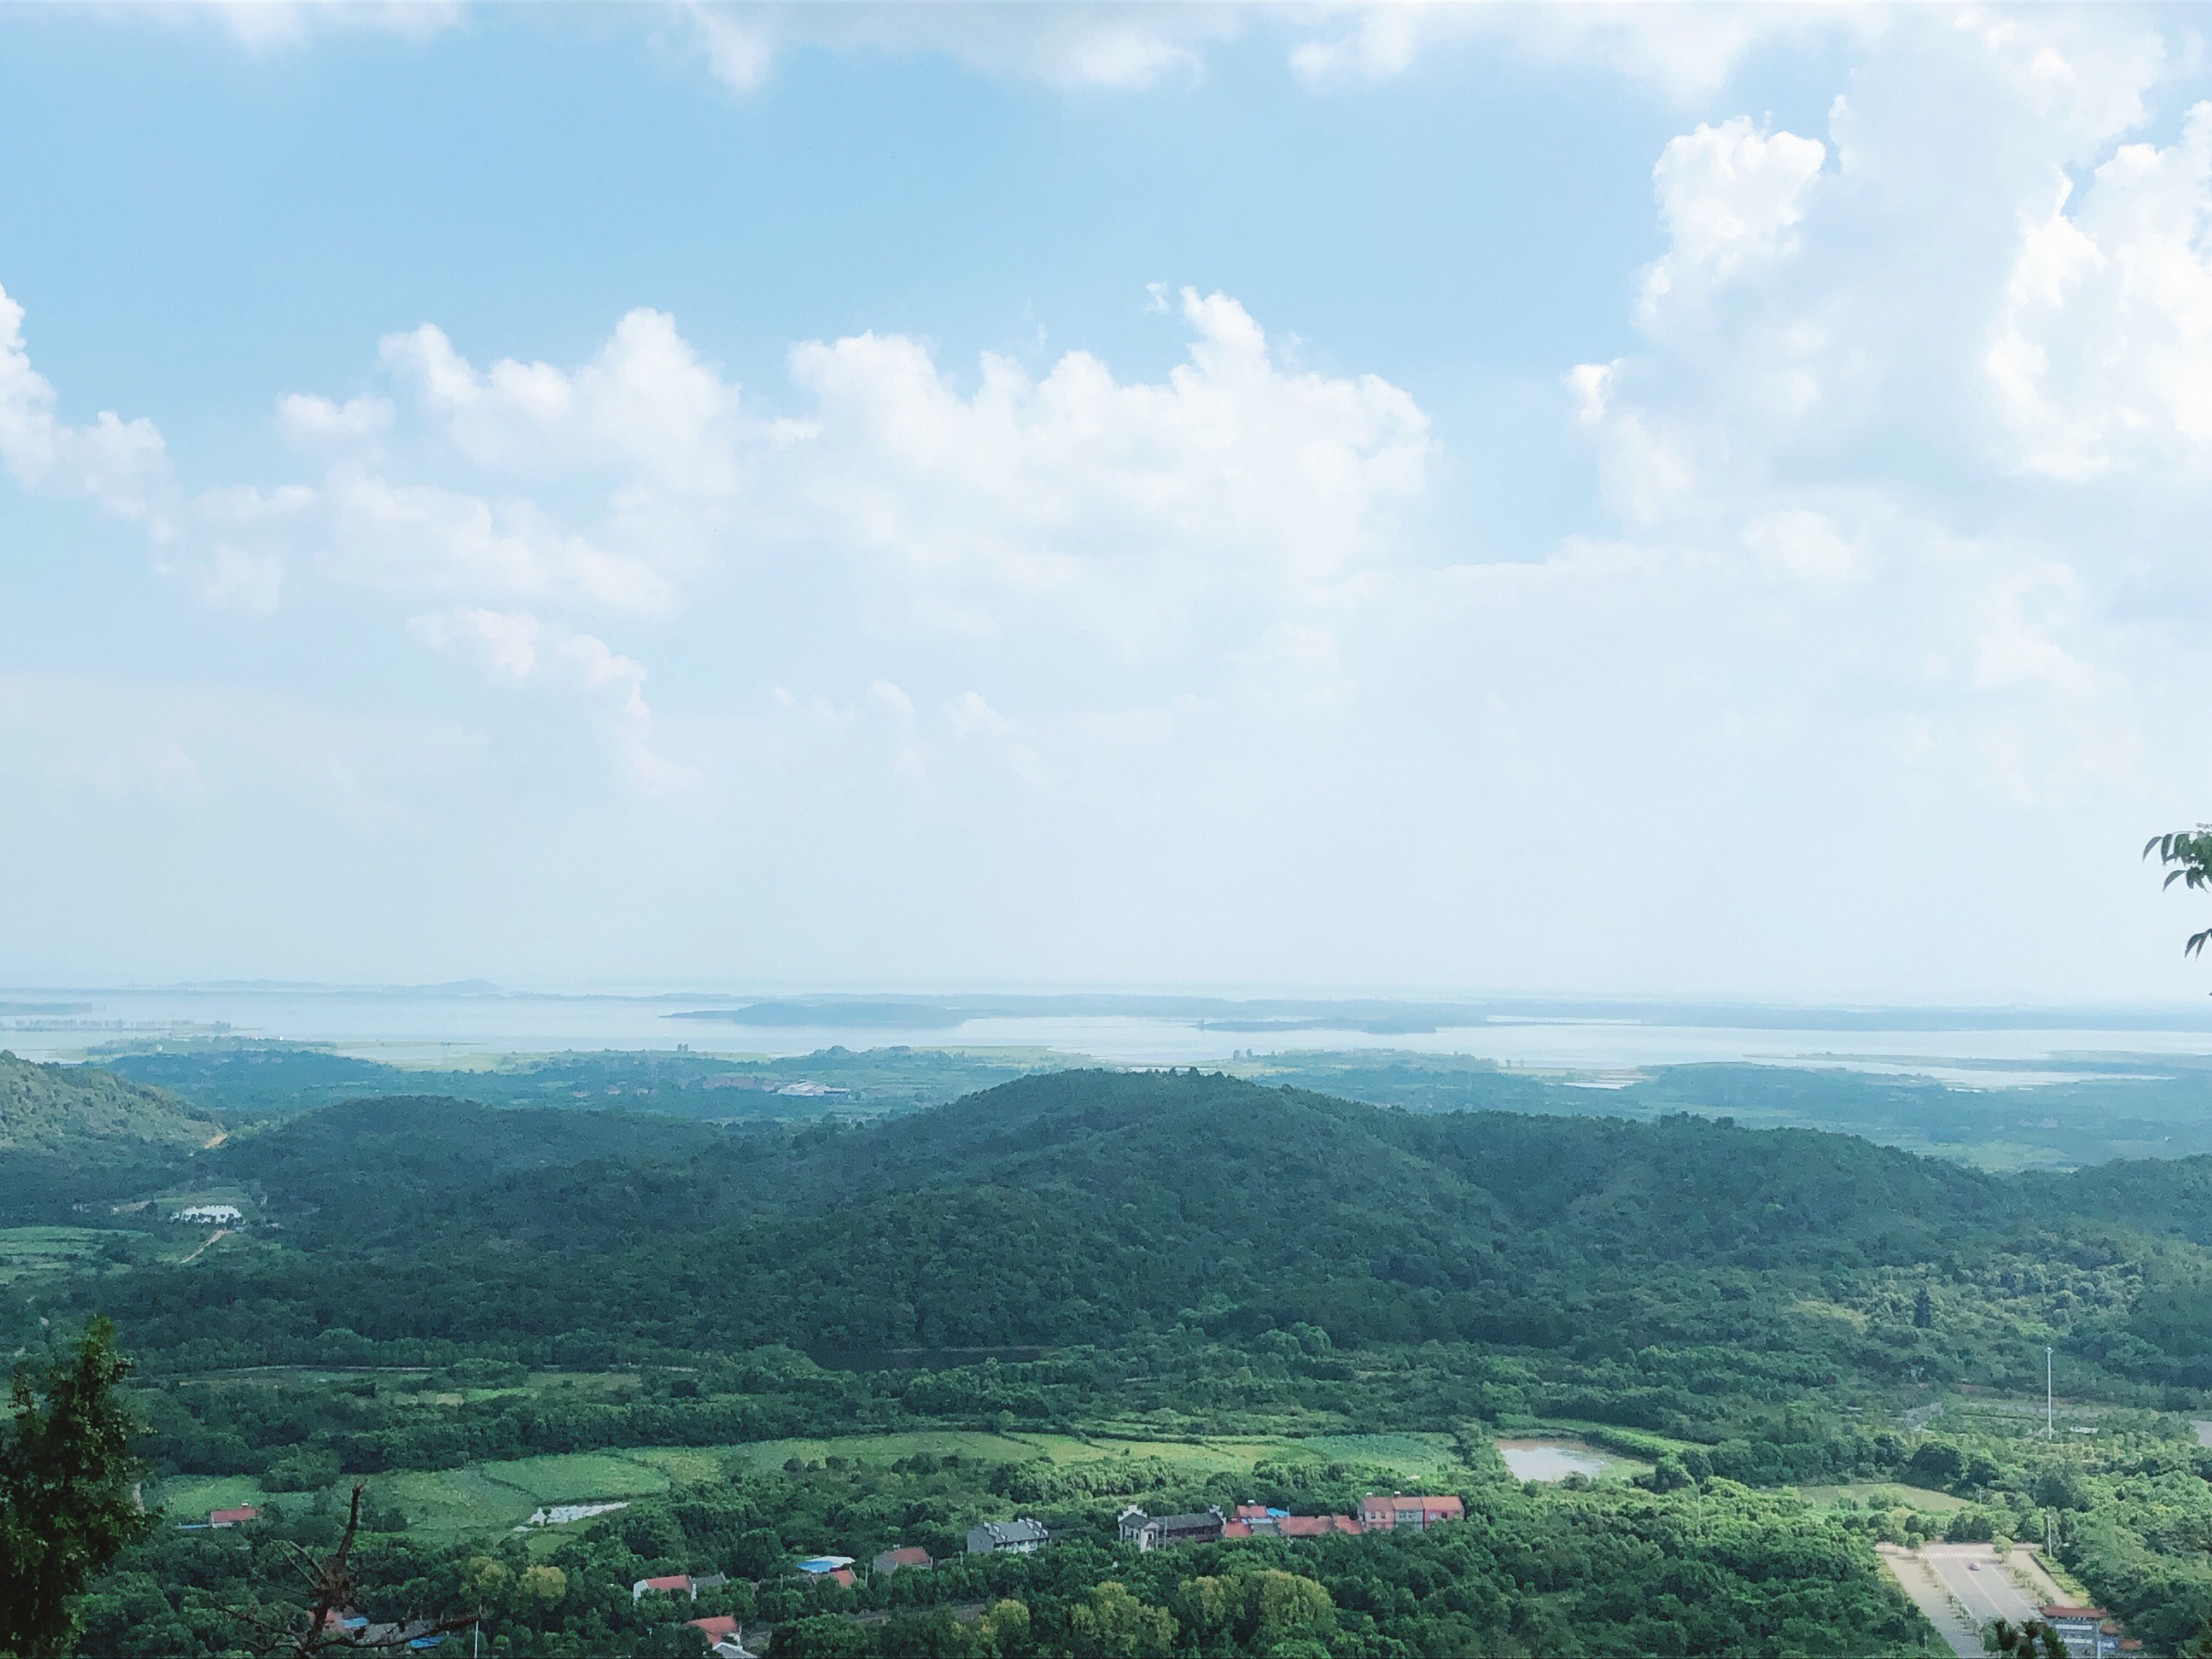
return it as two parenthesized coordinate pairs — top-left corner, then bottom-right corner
(207, 1505), (257, 1528)
(173, 1205), (244, 1225)
(1276, 1514), (1363, 1538)
(1222, 1503), (1362, 1541)
(967, 1518), (1050, 1554)
(1357, 1494), (1465, 1533)
(1230, 1503), (1284, 1535)
(685, 1615), (760, 1659)
(873, 1546), (933, 1574)
(1117, 1506), (1225, 1551)
(632, 1573), (717, 1601)
(794, 1556), (857, 1586)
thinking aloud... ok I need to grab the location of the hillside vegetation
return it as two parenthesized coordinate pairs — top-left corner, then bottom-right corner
(27, 1068), (2212, 1655)
(53, 1068), (2212, 1407)
(0, 1050), (217, 1158)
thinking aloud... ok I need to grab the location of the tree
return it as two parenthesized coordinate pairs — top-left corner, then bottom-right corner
(1068, 1582), (1177, 1659)
(768, 1614), (874, 1659)
(2145, 828), (2212, 957)
(241, 1482), (479, 1656)
(0, 1317), (154, 1659)
(976, 1600), (1032, 1659)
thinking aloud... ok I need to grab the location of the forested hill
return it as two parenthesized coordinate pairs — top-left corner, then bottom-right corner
(0, 1049), (216, 1156)
(65, 1066), (2209, 1400)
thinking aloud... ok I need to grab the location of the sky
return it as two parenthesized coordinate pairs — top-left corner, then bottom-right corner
(6, 1), (2212, 1002)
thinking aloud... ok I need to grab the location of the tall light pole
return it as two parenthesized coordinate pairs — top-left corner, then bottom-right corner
(2046, 1346), (2055, 1438)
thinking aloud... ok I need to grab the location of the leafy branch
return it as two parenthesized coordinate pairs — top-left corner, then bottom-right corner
(2145, 827), (2212, 957)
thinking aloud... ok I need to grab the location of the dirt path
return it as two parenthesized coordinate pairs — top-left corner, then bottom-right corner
(179, 1228), (231, 1265)
(202, 1130), (228, 1149)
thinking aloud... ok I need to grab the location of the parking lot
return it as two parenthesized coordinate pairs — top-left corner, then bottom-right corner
(1879, 1542), (2065, 1657)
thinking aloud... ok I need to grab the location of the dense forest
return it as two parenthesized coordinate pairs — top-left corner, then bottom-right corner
(53, 1068), (2212, 1395)
(13, 1059), (2212, 1654)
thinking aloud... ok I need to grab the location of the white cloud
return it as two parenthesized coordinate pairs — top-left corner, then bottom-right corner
(0, 284), (172, 529)
(785, 286), (1429, 644)
(379, 311), (748, 493)
(411, 606), (696, 792)
(315, 469), (678, 613)
(684, 2), (1239, 94)
(0, 282), (1418, 790)
(1541, 8), (2196, 855)
(277, 391), (393, 446)
(1289, 3), (1865, 105)
(1988, 102), (2212, 479)
(207, 0), (461, 52)
(1638, 118), (1826, 325)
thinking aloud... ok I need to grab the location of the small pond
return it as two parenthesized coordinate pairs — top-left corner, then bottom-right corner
(1495, 1438), (1636, 1482)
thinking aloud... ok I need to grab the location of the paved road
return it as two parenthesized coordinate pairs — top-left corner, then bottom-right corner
(1881, 1543), (2054, 1657)
(1879, 1548), (1984, 1659)
(1923, 1544), (2044, 1630)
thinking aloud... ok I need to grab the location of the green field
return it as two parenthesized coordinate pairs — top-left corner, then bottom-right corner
(152, 1429), (1479, 1542)
(1796, 1482), (1970, 1511)
(720, 1427), (1469, 1484)
(0, 1225), (127, 1282)
(153, 1475), (268, 1520)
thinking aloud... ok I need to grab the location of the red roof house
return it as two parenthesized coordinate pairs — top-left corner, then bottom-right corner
(208, 1506), (258, 1528)
(688, 1616), (739, 1640)
(1278, 1514), (1363, 1538)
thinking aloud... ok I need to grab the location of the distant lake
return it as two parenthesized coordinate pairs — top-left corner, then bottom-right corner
(1496, 1438), (1636, 1481)
(7, 983), (2212, 1081)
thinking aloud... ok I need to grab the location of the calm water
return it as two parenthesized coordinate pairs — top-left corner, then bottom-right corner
(5, 984), (2212, 1078)
(1495, 1439), (1619, 1481)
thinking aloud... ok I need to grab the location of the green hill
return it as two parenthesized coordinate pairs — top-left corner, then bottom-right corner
(0, 1050), (218, 1159)
(79, 1067), (2163, 1402)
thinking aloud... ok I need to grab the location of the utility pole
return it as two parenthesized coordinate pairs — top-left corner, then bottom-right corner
(2046, 1346), (2055, 1437)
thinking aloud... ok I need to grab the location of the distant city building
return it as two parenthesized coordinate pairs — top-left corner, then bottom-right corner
(1357, 1494), (1465, 1533)
(967, 1518), (1050, 1554)
(873, 1546), (933, 1574)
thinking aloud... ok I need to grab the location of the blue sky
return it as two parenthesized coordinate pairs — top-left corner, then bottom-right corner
(6, 3), (2212, 1001)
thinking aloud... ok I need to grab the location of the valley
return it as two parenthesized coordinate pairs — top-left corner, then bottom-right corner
(13, 1050), (2212, 1654)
